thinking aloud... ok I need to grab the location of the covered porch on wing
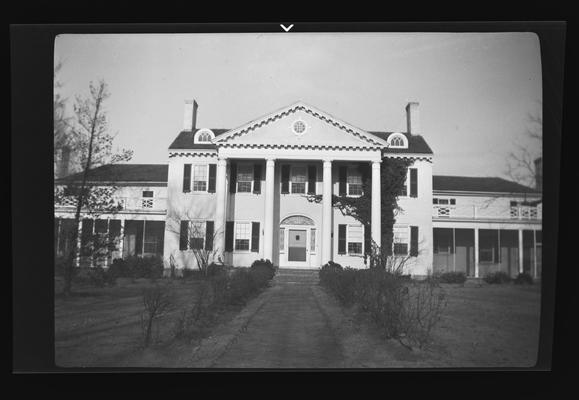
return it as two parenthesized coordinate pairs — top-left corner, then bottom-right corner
(433, 225), (542, 279)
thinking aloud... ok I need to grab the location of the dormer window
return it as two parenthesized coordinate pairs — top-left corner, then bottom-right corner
(194, 128), (215, 144)
(386, 133), (408, 149)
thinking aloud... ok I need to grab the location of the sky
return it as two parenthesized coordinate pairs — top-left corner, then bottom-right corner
(54, 32), (542, 178)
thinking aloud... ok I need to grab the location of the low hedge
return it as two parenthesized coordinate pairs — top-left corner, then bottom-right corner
(319, 263), (447, 349)
(483, 271), (512, 284)
(108, 256), (164, 280)
(437, 271), (467, 284)
(514, 272), (534, 285)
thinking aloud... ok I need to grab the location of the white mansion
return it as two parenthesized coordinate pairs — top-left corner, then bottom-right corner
(55, 100), (542, 278)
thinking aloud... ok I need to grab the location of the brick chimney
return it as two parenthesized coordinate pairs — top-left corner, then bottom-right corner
(405, 102), (420, 135)
(183, 100), (198, 131)
(534, 157), (542, 191)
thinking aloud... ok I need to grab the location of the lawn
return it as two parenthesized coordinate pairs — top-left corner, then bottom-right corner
(331, 281), (542, 368)
(427, 282), (542, 367)
(54, 277), (244, 368)
(55, 277), (542, 368)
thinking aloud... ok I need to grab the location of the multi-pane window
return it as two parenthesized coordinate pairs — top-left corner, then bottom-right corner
(390, 135), (404, 147)
(235, 222), (251, 251)
(347, 169), (363, 196)
(393, 225), (409, 255)
(237, 164), (253, 193)
(144, 236), (159, 254)
(192, 165), (208, 192)
(433, 198), (456, 205)
(189, 221), (205, 249)
(291, 166), (307, 194)
(347, 225), (364, 255)
(479, 229), (498, 263)
(197, 131), (212, 142)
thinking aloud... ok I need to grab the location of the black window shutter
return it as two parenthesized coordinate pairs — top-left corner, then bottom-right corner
(281, 165), (290, 194)
(205, 221), (214, 251)
(339, 166), (347, 196)
(410, 226), (419, 256)
(225, 221), (234, 252)
(253, 164), (262, 194)
(229, 163), (237, 193)
(183, 164), (191, 193)
(338, 224), (347, 254)
(251, 222), (260, 252)
(307, 165), (316, 195)
(410, 168), (418, 197)
(179, 221), (189, 250)
(208, 164), (217, 193)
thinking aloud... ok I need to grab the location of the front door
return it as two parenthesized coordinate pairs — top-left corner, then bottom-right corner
(288, 229), (307, 262)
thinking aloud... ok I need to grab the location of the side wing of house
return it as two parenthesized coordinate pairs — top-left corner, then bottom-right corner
(431, 176), (542, 279)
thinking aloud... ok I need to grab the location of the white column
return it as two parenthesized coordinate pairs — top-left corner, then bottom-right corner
(118, 218), (125, 258)
(371, 161), (382, 251)
(215, 158), (228, 255)
(474, 228), (479, 278)
(264, 158), (275, 261)
(518, 229), (524, 273)
(322, 159), (333, 265)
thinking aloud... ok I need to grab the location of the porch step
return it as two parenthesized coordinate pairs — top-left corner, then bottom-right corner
(275, 268), (320, 284)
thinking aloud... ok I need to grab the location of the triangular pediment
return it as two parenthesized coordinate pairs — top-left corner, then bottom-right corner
(214, 102), (387, 149)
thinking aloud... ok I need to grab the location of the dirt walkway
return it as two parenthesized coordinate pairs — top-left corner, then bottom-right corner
(210, 269), (345, 368)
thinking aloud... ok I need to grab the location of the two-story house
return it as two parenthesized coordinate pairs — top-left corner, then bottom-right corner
(54, 100), (542, 278)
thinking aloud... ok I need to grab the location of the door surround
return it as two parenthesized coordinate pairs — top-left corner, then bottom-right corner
(279, 214), (316, 269)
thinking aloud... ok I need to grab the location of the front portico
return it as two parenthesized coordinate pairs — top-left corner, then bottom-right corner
(211, 102), (386, 268)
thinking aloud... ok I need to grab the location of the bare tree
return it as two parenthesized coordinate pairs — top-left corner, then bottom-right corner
(506, 108), (542, 192)
(55, 80), (133, 296)
(165, 206), (225, 276)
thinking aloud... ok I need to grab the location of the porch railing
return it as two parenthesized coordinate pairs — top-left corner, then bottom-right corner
(55, 196), (167, 212)
(432, 204), (542, 221)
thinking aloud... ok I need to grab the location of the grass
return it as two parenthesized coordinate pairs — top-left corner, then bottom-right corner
(330, 281), (542, 367)
(54, 277), (245, 367)
(55, 277), (542, 368)
(426, 282), (541, 367)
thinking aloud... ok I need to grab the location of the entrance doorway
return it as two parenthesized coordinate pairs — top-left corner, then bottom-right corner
(279, 215), (316, 268)
(288, 229), (307, 262)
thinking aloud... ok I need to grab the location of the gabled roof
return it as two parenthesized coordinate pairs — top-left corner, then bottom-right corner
(433, 175), (539, 194)
(213, 101), (389, 148)
(56, 164), (168, 184)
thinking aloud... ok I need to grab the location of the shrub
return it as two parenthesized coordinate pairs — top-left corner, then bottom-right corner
(483, 271), (512, 284)
(208, 272), (230, 305)
(250, 259), (276, 288)
(437, 271), (467, 284)
(108, 258), (129, 280)
(141, 284), (173, 347)
(88, 266), (115, 287)
(514, 272), (534, 285)
(227, 269), (257, 305)
(207, 262), (228, 277)
(401, 281), (447, 348)
(319, 263), (448, 350)
(108, 256), (164, 280)
(173, 281), (212, 339)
